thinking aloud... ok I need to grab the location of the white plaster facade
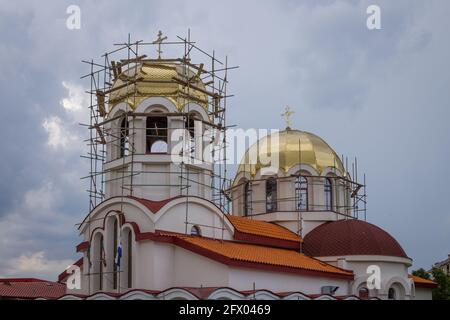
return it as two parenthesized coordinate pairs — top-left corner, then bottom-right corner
(61, 66), (434, 300)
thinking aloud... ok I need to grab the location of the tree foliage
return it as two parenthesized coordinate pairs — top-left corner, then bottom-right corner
(430, 267), (450, 300)
(412, 268), (430, 280)
(412, 267), (450, 300)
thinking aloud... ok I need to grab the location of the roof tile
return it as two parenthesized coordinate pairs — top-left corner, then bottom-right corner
(226, 215), (301, 242)
(0, 279), (65, 299)
(175, 235), (352, 278)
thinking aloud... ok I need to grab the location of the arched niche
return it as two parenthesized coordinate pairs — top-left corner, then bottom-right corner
(91, 231), (105, 292)
(120, 226), (134, 290)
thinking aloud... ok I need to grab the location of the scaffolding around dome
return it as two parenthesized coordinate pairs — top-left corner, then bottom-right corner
(229, 169), (367, 221)
(228, 129), (368, 223)
(78, 32), (238, 290)
(81, 31), (237, 214)
(76, 32), (369, 297)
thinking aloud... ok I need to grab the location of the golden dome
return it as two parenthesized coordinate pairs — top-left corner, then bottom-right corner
(108, 62), (208, 112)
(235, 129), (345, 180)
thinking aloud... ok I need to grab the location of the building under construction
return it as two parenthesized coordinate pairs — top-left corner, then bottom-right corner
(49, 31), (433, 301)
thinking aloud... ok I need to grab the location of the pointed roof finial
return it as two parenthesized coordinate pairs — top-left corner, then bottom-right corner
(281, 105), (295, 130)
(152, 30), (168, 59)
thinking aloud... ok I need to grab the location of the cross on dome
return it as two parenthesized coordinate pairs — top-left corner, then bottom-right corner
(281, 105), (295, 130)
(152, 30), (167, 59)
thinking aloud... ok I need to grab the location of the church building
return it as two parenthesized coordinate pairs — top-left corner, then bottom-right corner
(1, 34), (436, 300)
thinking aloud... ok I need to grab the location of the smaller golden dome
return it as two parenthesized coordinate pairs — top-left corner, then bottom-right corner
(108, 62), (208, 112)
(235, 129), (345, 180)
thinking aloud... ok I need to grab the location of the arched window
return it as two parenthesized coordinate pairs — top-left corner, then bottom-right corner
(94, 234), (104, 291)
(146, 113), (168, 153)
(185, 116), (195, 139)
(295, 176), (308, 211)
(112, 219), (118, 290)
(388, 287), (396, 300)
(120, 118), (129, 157)
(127, 230), (133, 288)
(120, 228), (133, 290)
(243, 181), (251, 216)
(266, 178), (277, 213)
(324, 178), (333, 211)
(190, 225), (201, 236)
(358, 287), (369, 299)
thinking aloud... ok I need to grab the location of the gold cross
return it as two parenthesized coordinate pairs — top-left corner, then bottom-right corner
(281, 105), (295, 129)
(152, 30), (168, 59)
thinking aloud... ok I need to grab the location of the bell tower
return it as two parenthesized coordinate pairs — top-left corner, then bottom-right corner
(83, 32), (233, 210)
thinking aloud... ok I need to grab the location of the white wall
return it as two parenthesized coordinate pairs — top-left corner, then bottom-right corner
(318, 255), (413, 300)
(413, 288), (433, 300)
(228, 267), (349, 296)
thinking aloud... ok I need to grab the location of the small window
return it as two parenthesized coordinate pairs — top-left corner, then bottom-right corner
(295, 176), (308, 211)
(120, 118), (129, 158)
(243, 181), (251, 216)
(190, 225), (201, 236)
(266, 178), (277, 213)
(185, 116), (195, 139)
(146, 113), (168, 153)
(324, 178), (333, 211)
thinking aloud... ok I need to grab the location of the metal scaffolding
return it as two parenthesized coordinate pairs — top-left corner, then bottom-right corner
(79, 31), (237, 294)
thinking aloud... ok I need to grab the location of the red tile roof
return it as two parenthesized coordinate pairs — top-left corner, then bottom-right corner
(0, 278), (66, 299)
(409, 275), (437, 289)
(180, 235), (352, 277)
(145, 231), (353, 280)
(303, 220), (408, 258)
(76, 241), (89, 252)
(226, 215), (302, 249)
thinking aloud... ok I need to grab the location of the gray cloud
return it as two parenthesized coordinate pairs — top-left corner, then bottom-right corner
(0, 0), (449, 279)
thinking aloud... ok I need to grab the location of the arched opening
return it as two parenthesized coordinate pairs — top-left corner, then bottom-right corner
(295, 176), (308, 211)
(105, 216), (119, 292)
(127, 230), (132, 288)
(358, 286), (369, 300)
(120, 228), (133, 289)
(112, 218), (118, 290)
(190, 225), (201, 236)
(92, 232), (105, 292)
(185, 115), (195, 139)
(324, 178), (333, 211)
(119, 117), (129, 158)
(146, 111), (168, 153)
(387, 283), (405, 300)
(184, 112), (203, 159)
(266, 178), (278, 213)
(243, 181), (251, 216)
(388, 287), (396, 300)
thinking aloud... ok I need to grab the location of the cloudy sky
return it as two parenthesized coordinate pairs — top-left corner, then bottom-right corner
(0, 0), (449, 280)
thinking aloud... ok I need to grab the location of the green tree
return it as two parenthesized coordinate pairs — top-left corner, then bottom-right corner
(430, 267), (450, 300)
(412, 268), (430, 280)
